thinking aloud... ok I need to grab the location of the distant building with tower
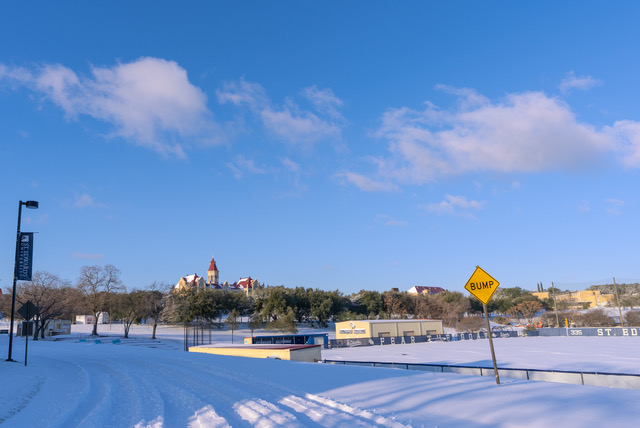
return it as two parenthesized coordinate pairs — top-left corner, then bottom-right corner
(175, 255), (262, 297)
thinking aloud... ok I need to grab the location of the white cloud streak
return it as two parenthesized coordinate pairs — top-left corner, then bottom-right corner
(560, 71), (603, 94)
(1, 58), (219, 157)
(335, 172), (398, 192)
(217, 78), (343, 146)
(425, 195), (484, 216)
(226, 155), (267, 179)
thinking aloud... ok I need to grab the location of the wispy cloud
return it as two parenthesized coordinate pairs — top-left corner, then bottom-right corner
(1, 58), (220, 157)
(302, 85), (344, 120)
(376, 214), (408, 227)
(341, 86), (640, 191)
(605, 198), (625, 215)
(424, 195), (484, 217)
(335, 172), (398, 192)
(75, 193), (95, 208)
(226, 155), (267, 179)
(217, 78), (344, 147)
(560, 71), (603, 94)
(281, 157), (300, 172)
(577, 201), (591, 212)
(73, 192), (108, 209)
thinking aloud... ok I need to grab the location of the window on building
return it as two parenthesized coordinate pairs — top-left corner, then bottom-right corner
(402, 331), (415, 336)
(378, 332), (390, 338)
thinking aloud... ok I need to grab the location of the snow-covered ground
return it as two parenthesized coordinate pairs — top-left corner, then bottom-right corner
(2, 323), (640, 427)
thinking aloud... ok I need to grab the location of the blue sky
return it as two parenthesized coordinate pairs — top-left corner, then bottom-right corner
(2, 2), (640, 294)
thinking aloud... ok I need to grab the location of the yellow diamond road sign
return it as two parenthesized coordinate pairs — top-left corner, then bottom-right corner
(465, 266), (500, 305)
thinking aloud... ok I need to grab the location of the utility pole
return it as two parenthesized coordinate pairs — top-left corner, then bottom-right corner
(552, 282), (560, 328)
(613, 277), (624, 328)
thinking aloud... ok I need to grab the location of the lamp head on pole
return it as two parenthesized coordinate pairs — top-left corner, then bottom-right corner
(23, 201), (39, 209)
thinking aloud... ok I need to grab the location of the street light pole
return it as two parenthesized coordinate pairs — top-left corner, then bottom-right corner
(6, 200), (38, 362)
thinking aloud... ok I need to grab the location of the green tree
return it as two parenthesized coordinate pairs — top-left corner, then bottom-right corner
(350, 290), (383, 317)
(111, 290), (141, 338)
(138, 286), (166, 339)
(266, 307), (297, 333)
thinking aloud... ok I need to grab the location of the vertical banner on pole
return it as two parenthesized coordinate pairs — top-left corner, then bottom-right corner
(17, 232), (34, 281)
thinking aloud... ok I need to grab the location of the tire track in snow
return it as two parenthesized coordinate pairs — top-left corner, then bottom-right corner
(121, 358), (240, 427)
(15, 342), (412, 427)
(156, 356), (409, 427)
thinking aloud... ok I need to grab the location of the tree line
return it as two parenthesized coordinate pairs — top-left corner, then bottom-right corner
(5, 265), (636, 340)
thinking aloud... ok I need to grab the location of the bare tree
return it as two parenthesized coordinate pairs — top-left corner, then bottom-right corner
(624, 310), (640, 326)
(508, 301), (542, 326)
(457, 315), (485, 332)
(16, 271), (73, 340)
(77, 265), (123, 336)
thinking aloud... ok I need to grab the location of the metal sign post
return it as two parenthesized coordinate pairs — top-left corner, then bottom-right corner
(18, 300), (37, 367)
(465, 266), (501, 385)
(483, 303), (500, 385)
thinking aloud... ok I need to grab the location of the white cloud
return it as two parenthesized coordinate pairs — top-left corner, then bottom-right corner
(341, 86), (640, 190)
(1, 58), (219, 157)
(425, 195), (484, 217)
(608, 120), (640, 167)
(334, 172), (398, 192)
(560, 71), (603, 94)
(217, 78), (343, 146)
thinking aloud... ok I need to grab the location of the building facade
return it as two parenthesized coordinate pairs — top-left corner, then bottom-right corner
(532, 289), (615, 309)
(335, 319), (444, 340)
(175, 256), (261, 297)
(407, 286), (445, 295)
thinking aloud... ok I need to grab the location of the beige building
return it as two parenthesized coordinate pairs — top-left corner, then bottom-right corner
(335, 319), (444, 340)
(532, 289), (615, 309)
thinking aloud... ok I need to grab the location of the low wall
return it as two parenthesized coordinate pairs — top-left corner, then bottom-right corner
(324, 360), (640, 389)
(538, 327), (640, 337)
(329, 331), (519, 348)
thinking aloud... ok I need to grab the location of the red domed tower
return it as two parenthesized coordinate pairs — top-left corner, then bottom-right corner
(207, 256), (219, 285)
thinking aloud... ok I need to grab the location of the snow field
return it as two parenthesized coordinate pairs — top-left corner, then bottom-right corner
(2, 324), (640, 427)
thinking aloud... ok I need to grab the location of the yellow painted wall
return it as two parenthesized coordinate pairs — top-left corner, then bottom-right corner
(189, 345), (321, 362)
